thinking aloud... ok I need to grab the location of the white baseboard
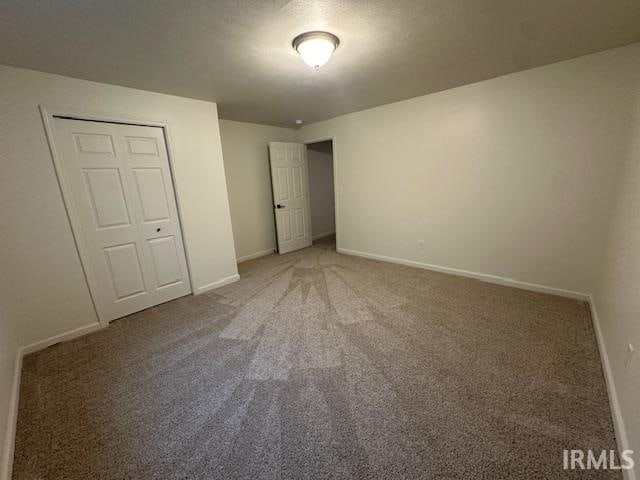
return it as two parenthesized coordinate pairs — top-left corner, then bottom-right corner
(20, 322), (104, 356)
(1, 322), (104, 479)
(312, 231), (335, 241)
(1, 347), (22, 480)
(195, 274), (240, 295)
(236, 248), (275, 263)
(337, 247), (589, 300)
(589, 296), (635, 480)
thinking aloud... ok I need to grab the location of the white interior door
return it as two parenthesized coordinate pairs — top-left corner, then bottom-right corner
(53, 118), (191, 322)
(268, 142), (312, 254)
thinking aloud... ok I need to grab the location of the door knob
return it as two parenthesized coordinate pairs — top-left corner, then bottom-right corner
(276, 204), (285, 209)
(156, 227), (161, 232)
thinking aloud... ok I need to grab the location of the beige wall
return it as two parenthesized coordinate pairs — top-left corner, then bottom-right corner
(0, 64), (238, 349)
(219, 120), (295, 261)
(298, 44), (640, 295)
(308, 145), (335, 238)
(593, 86), (640, 478)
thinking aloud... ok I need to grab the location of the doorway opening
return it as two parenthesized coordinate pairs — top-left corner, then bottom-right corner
(267, 139), (335, 255)
(306, 140), (335, 251)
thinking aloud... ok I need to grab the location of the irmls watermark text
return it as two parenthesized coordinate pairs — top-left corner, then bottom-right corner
(563, 449), (634, 470)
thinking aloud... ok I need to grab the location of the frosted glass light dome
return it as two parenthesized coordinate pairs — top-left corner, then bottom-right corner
(293, 31), (339, 70)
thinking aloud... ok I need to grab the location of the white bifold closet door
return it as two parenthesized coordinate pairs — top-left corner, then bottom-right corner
(268, 142), (312, 254)
(53, 118), (191, 323)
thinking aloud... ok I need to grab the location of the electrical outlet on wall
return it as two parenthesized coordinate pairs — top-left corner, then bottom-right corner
(624, 343), (635, 369)
(418, 240), (424, 250)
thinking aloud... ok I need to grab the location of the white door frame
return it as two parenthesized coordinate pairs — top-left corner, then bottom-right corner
(302, 135), (339, 251)
(39, 104), (194, 327)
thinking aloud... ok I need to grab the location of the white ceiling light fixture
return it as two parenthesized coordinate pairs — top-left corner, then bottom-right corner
(292, 31), (339, 70)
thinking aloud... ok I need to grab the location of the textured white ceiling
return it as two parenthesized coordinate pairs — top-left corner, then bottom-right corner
(1, 0), (640, 126)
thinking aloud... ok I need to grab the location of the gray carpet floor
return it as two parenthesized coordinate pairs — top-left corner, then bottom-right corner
(13, 236), (619, 479)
